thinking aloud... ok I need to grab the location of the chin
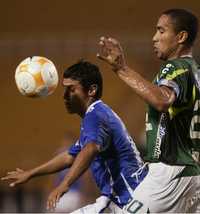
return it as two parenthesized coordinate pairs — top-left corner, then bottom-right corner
(159, 55), (168, 61)
(68, 109), (75, 114)
(65, 106), (74, 114)
(156, 53), (166, 61)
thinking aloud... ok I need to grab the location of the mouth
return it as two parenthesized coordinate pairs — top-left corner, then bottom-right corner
(153, 45), (158, 51)
(64, 100), (70, 107)
(153, 47), (160, 55)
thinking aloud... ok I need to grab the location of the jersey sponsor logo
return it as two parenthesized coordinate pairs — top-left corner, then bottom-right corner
(159, 64), (174, 79)
(161, 63), (174, 74)
(153, 113), (166, 159)
(160, 62), (188, 81)
(146, 123), (152, 131)
(145, 113), (153, 131)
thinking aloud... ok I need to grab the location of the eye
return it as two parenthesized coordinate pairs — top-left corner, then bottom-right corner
(159, 28), (165, 34)
(70, 86), (76, 93)
(157, 26), (165, 34)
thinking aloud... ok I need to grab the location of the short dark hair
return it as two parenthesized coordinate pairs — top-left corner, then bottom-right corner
(63, 60), (103, 99)
(162, 8), (199, 47)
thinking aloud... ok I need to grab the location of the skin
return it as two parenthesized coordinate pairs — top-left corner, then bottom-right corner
(1, 78), (100, 211)
(97, 14), (192, 112)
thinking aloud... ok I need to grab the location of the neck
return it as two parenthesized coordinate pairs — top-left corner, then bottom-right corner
(79, 97), (96, 118)
(168, 45), (192, 60)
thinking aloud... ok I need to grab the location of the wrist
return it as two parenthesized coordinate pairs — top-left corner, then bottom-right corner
(59, 181), (70, 192)
(113, 64), (129, 73)
(28, 168), (37, 178)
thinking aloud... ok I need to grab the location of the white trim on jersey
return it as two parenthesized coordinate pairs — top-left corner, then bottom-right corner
(120, 172), (135, 198)
(86, 100), (102, 114)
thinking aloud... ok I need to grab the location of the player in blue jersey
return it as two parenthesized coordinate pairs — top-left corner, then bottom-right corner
(2, 60), (147, 213)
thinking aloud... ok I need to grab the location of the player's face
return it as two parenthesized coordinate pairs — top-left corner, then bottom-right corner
(63, 78), (88, 115)
(152, 14), (180, 60)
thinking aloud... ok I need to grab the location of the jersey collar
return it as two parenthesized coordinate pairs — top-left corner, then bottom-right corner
(86, 100), (102, 114)
(180, 54), (193, 58)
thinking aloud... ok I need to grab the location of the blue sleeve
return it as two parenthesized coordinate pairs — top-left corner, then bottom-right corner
(81, 111), (111, 152)
(68, 140), (81, 157)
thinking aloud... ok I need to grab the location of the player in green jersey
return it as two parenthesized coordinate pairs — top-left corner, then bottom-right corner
(97, 8), (200, 213)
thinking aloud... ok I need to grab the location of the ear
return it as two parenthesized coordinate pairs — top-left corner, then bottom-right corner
(177, 31), (188, 44)
(88, 84), (98, 97)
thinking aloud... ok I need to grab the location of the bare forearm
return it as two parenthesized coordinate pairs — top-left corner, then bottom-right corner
(59, 143), (99, 189)
(29, 152), (74, 178)
(117, 66), (175, 111)
(97, 37), (175, 111)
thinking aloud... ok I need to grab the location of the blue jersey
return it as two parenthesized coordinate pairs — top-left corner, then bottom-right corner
(68, 100), (147, 207)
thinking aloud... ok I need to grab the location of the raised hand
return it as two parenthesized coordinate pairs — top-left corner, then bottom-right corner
(97, 37), (127, 71)
(1, 168), (31, 187)
(46, 184), (68, 211)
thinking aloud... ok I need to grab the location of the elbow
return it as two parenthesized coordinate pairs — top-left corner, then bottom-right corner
(153, 86), (176, 112)
(152, 100), (171, 112)
(149, 90), (175, 112)
(156, 103), (170, 112)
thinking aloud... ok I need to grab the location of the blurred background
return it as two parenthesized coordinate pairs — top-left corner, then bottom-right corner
(0, 0), (200, 212)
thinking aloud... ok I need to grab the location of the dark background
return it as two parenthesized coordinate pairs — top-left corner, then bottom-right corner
(0, 0), (200, 212)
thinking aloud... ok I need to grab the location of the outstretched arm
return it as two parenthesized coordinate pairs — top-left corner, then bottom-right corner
(46, 142), (100, 210)
(97, 37), (175, 112)
(1, 151), (75, 187)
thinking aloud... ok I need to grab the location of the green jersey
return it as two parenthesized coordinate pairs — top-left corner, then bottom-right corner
(145, 57), (200, 176)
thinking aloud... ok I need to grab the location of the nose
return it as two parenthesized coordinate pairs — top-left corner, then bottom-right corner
(152, 31), (158, 43)
(63, 88), (69, 100)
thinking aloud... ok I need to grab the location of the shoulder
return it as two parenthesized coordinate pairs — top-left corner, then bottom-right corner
(158, 59), (190, 81)
(84, 101), (110, 123)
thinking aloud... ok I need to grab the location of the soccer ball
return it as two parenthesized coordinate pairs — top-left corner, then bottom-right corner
(15, 56), (59, 97)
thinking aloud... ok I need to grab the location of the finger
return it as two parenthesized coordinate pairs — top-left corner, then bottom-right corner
(56, 194), (60, 203)
(96, 54), (110, 62)
(7, 171), (17, 175)
(108, 37), (123, 52)
(46, 201), (50, 211)
(98, 40), (110, 55)
(99, 40), (104, 46)
(100, 36), (115, 48)
(1, 177), (11, 181)
(46, 199), (50, 210)
(100, 36), (106, 41)
(16, 168), (23, 172)
(53, 198), (57, 209)
(1, 177), (7, 181)
(9, 181), (19, 187)
(10, 183), (15, 187)
(9, 178), (23, 187)
(48, 199), (54, 211)
(1, 175), (15, 180)
(108, 37), (118, 45)
(97, 54), (115, 65)
(106, 37), (123, 55)
(49, 200), (53, 210)
(3, 173), (20, 179)
(48, 197), (56, 210)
